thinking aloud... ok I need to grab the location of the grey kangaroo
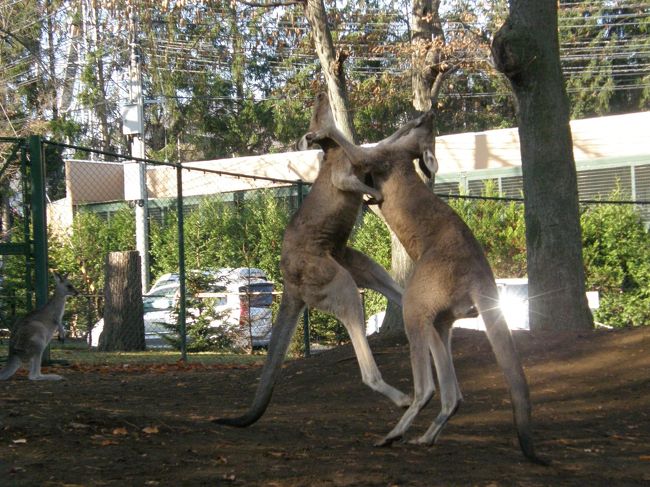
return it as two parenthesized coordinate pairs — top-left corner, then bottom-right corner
(0, 272), (78, 381)
(215, 93), (409, 428)
(304, 111), (545, 464)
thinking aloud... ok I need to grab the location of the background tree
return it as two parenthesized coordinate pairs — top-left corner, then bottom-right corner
(492, 0), (594, 331)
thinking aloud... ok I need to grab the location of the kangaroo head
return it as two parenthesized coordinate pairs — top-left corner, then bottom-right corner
(297, 93), (339, 151)
(413, 110), (437, 178)
(53, 272), (79, 297)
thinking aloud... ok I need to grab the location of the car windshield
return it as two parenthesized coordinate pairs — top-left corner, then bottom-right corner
(145, 283), (178, 299)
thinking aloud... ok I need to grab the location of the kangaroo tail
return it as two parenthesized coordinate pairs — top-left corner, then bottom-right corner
(0, 355), (21, 381)
(474, 285), (548, 465)
(213, 292), (305, 428)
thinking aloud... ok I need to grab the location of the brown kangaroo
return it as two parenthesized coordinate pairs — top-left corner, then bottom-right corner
(304, 111), (546, 465)
(214, 93), (410, 428)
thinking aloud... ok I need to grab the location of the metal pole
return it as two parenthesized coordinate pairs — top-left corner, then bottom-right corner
(28, 135), (48, 308)
(297, 181), (310, 357)
(129, 12), (150, 293)
(20, 143), (33, 309)
(28, 135), (50, 363)
(176, 164), (187, 362)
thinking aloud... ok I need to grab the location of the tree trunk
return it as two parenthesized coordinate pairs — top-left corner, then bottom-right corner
(304, 0), (356, 142)
(58, 3), (81, 115)
(99, 251), (146, 351)
(492, 2), (593, 331)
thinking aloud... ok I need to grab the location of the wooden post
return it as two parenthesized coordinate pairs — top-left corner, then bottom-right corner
(98, 251), (145, 351)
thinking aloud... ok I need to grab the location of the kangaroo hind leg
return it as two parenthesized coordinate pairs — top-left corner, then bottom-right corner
(314, 261), (409, 408)
(411, 318), (462, 445)
(340, 247), (403, 307)
(28, 354), (63, 381)
(376, 309), (436, 447)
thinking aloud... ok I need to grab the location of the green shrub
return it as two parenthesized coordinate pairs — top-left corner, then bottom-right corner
(447, 181), (527, 278)
(351, 209), (392, 323)
(581, 196), (650, 327)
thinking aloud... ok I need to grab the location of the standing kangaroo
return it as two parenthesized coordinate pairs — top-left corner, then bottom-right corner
(215, 93), (409, 428)
(0, 272), (78, 381)
(305, 112), (545, 464)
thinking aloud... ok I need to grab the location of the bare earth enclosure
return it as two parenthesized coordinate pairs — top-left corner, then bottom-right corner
(1, 326), (648, 486)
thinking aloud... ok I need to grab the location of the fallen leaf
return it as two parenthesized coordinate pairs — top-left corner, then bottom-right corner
(112, 427), (128, 436)
(12, 438), (27, 444)
(69, 422), (90, 429)
(101, 439), (119, 446)
(640, 455), (650, 461)
(142, 426), (159, 434)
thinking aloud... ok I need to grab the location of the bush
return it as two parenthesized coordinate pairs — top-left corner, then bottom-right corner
(351, 209), (393, 322)
(447, 181), (527, 278)
(581, 196), (650, 327)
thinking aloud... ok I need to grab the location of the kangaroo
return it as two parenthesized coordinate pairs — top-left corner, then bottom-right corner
(214, 93), (410, 428)
(304, 112), (546, 464)
(0, 272), (78, 381)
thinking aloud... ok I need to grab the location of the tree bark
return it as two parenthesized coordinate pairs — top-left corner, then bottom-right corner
(492, 1), (593, 331)
(99, 251), (146, 351)
(304, 0), (356, 142)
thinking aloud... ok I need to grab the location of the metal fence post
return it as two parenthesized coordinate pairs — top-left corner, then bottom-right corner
(28, 135), (50, 363)
(176, 163), (187, 362)
(28, 135), (48, 308)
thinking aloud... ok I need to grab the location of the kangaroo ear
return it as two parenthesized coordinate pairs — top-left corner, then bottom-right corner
(296, 134), (310, 151)
(52, 271), (61, 281)
(420, 147), (438, 177)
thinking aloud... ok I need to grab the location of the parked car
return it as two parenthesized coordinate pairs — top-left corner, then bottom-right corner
(91, 267), (275, 349)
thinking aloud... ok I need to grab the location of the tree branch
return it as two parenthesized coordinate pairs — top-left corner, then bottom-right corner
(237, 0), (305, 7)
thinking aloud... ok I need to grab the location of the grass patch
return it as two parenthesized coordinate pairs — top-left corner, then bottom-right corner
(0, 339), (268, 367)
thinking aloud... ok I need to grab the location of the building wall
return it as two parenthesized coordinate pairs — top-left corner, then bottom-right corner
(435, 111), (650, 174)
(62, 111), (649, 204)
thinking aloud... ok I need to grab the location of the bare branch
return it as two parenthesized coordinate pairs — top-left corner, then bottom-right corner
(237, 0), (305, 8)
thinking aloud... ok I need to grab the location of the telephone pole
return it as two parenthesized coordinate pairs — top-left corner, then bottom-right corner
(127, 11), (150, 292)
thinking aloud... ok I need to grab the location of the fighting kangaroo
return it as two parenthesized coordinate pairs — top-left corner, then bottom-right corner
(215, 93), (410, 428)
(305, 112), (545, 464)
(0, 272), (78, 381)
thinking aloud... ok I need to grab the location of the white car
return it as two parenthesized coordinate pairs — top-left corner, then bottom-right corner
(91, 267), (274, 349)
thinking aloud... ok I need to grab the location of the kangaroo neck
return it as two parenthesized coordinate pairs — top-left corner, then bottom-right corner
(375, 166), (440, 261)
(43, 291), (68, 325)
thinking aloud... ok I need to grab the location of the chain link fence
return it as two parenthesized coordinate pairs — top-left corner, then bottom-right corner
(2, 138), (649, 364)
(40, 141), (314, 357)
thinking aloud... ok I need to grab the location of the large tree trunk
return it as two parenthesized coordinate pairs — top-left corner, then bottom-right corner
(492, 2), (593, 331)
(99, 251), (146, 351)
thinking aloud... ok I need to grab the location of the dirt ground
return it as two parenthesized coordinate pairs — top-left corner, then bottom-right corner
(1, 326), (649, 486)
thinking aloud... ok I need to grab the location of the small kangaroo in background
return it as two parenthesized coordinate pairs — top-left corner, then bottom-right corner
(0, 272), (78, 381)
